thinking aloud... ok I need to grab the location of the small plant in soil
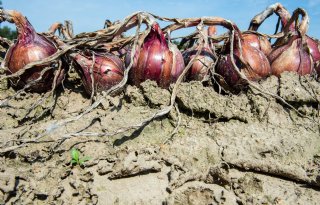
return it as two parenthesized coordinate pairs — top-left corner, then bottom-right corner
(70, 148), (91, 166)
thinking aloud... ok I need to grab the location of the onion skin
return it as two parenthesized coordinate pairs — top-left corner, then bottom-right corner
(272, 7), (320, 70)
(2, 10), (65, 92)
(183, 46), (215, 81)
(268, 36), (313, 76)
(126, 23), (185, 88)
(273, 6), (320, 71)
(183, 27), (217, 81)
(208, 26), (217, 37)
(72, 52), (124, 96)
(242, 33), (272, 56)
(268, 8), (315, 77)
(306, 37), (320, 75)
(252, 4), (320, 76)
(216, 29), (271, 88)
(160, 17), (271, 88)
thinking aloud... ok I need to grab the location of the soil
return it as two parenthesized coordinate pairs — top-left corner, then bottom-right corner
(0, 70), (320, 205)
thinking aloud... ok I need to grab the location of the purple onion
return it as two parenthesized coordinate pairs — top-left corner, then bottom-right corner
(125, 22), (185, 88)
(242, 33), (272, 56)
(268, 8), (315, 76)
(183, 45), (215, 81)
(216, 25), (271, 88)
(2, 10), (65, 92)
(249, 4), (320, 76)
(72, 52), (124, 96)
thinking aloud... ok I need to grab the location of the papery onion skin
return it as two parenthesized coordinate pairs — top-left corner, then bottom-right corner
(271, 7), (320, 75)
(126, 23), (185, 88)
(268, 8), (315, 77)
(268, 36), (313, 76)
(3, 10), (65, 92)
(306, 36), (320, 75)
(275, 6), (320, 73)
(216, 29), (271, 88)
(183, 47), (215, 81)
(72, 52), (124, 96)
(242, 33), (272, 56)
(208, 26), (217, 37)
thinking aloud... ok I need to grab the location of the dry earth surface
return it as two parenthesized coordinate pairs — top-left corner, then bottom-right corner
(0, 69), (320, 205)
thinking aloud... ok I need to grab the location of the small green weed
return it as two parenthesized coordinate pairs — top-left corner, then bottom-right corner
(70, 148), (91, 166)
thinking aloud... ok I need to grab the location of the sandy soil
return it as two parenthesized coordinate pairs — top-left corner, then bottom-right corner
(0, 70), (319, 205)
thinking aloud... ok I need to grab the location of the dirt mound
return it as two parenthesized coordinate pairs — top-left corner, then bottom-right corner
(0, 72), (319, 204)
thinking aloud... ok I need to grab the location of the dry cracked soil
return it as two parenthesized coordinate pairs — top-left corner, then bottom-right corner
(0, 69), (320, 205)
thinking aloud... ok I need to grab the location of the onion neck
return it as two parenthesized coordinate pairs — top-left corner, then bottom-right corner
(248, 3), (294, 32)
(275, 4), (292, 29)
(283, 8), (309, 37)
(48, 22), (63, 35)
(249, 3), (281, 31)
(4, 10), (37, 43)
(145, 23), (168, 48)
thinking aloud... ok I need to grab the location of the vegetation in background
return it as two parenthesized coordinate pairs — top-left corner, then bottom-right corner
(0, 0), (17, 40)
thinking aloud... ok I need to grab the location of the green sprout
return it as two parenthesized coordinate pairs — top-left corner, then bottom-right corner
(71, 148), (91, 166)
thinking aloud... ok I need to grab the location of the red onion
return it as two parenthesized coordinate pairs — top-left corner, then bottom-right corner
(71, 52), (124, 96)
(268, 8), (314, 76)
(249, 3), (320, 75)
(49, 22), (124, 96)
(241, 32), (272, 56)
(183, 46), (215, 81)
(270, 5), (320, 70)
(125, 22), (185, 88)
(183, 28), (216, 81)
(1, 9), (65, 92)
(306, 37), (320, 75)
(216, 25), (271, 88)
(162, 17), (271, 89)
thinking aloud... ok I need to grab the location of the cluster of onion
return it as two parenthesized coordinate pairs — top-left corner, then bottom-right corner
(0, 9), (185, 95)
(169, 18), (272, 90)
(249, 3), (320, 76)
(0, 10), (125, 95)
(1, 6), (319, 96)
(182, 4), (320, 91)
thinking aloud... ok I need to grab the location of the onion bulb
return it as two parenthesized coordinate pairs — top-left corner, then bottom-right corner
(125, 22), (185, 88)
(161, 17), (271, 89)
(249, 3), (320, 75)
(71, 52), (124, 96)
(216, 24), (271, 88)
(268, 8), (314, 76)
(242, 32), (272, 56)
(1, 9), (65, 92)
(183, 28), (216, 81)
